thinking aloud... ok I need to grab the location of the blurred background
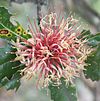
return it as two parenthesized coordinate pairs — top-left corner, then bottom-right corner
(0, 0), (100, 101)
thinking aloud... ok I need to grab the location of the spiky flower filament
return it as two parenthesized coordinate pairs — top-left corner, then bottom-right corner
(12, 13), (93, 87)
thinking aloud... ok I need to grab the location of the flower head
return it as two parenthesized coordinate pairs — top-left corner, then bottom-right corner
(13, 13), (92, 87)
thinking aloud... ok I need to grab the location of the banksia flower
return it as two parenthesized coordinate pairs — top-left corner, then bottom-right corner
(12, 13), (92, 87)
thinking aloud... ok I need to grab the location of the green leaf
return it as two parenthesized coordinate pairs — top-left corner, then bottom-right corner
(84, 46), (100, 81)
(0, 7), (32, 40)
(81, 30), (100, 47)
(4, 72), (21, 91)
(80, 30), (92, 39)
(0, 72), (21, 91)
(0, 7), (14, 28)
(87, 33), (100, 47)
(0, 7), (30, 90)
(81, 30), (100, 81)
(0, 39), (24, 90)
(0, 7), (16, 40)
(0, 40), (15, 65)
(49, 79), (77, 101)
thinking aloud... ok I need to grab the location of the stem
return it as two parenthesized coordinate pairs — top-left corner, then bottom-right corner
(37, 0), (42, 25)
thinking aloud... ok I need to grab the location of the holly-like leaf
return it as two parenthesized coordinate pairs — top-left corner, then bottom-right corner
(80, 30), (92, 39)
(0, 39), (24, 90)
(0, 6), (31, 91)
(49, 79), (77, 101)
(0, 7), (31, 40)
(3, 72), (21, 91)
(84, 46), (100, 81)
(80, 30), (100, 81)
(0, 40), (15, 65)
(0, 72), (21, 91)
(0, 7), (16, 40)
(81, 30), (100, 47)
(87, 33), (100, 47)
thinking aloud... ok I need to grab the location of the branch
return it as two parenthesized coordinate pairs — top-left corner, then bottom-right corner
(36, 0), (47, 25)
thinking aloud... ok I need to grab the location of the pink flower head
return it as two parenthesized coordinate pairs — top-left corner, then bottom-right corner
(12, 13), (92, 87)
